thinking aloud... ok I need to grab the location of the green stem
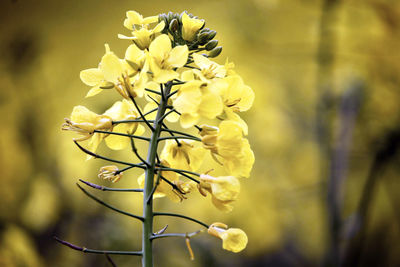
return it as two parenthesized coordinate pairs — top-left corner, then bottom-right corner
(142, 83), (171, 267)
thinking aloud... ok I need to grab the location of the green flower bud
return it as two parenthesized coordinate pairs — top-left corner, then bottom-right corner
(197, 32), (209, 44)
(169, 19), (179, 32)
(167, 11), (173, 21)
(207, 30), (217, 40)
(205, 40), (218, 51)
(208, 46), (222, 58)
(200, 27), (210, 34)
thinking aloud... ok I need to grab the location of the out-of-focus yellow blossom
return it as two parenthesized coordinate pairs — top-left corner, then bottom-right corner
(62, 106), (112, 155)
(220, 75), (254, 135)
(200, 121), (254, 178)
(192, 53), (226, 81)
(198, 174), (240, 212)
(98, 165), (123, 183)
(208, 222), (248, 253)
(119, 11), (165, 50)
(172, 80), (223, 128)
(181, 12), (205, 42)
(103, 99), (145, 150)
(80, 44), (148, 99)
(160, 139), (206, 172)
(138, 160), (190, 202)
(148, 34), (188, 83)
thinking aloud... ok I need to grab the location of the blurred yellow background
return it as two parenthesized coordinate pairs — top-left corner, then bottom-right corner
(1, 0), (400, 266)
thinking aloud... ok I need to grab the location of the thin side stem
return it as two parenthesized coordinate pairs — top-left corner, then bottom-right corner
(154, 212), (209, 228)
(130, 96), (155, 132)
(79, 179), (143, 192)
(54, 236), (142, 256)
(76, 183), (144, 221)
(94, 130), (150, 141)
(157, 136), (201, 142)
(73, 141), (145, 168)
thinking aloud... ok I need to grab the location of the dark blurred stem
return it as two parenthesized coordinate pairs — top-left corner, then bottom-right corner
(105, 254), (117, 267)
(315, 0), (341, 266)
(329, 83), (362, 266)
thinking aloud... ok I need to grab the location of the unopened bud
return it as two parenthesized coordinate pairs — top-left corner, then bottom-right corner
(205, 40), (218, 51)
(169, 19), (179, 32)
(208, 46), (222, 58)
(200, 27), (210, 34)
(197, 32), (209, 44)
(207, 30), (217, 40)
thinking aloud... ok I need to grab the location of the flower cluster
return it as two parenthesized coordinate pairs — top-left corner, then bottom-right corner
(62, 10), (254, 260)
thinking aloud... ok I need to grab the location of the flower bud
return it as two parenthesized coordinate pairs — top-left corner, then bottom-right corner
(208, 46), (222, 58)
(169, 19), (179, 32)
(205, 40), (218, 51)
(197, 32), (209, 44)
(207, 30), (217, 40)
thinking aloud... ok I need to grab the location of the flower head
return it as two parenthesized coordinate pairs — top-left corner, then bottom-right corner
(208, 222), (248, 253)
(198, 174), (240, 212)
(62, 106), (113, 158)
(148, 34), (188, 83)
(200, 121), (254, 178)
(119, 10), (165, 50)
(160, 139), (206, 172)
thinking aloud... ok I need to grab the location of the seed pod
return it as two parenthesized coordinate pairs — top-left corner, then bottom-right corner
(169, 19), (179, 32)
(205, 40), (218, 51)
(208, 46), (222, 58)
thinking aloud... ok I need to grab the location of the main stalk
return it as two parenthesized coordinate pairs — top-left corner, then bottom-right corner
(142, 84), (170, 267)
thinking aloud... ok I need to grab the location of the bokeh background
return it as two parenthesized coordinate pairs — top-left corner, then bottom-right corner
(1, 0), (400, 266)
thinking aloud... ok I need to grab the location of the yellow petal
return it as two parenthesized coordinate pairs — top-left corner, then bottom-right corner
(152, 21), (166, 33)
(105, 124), (130, 150)
(166, 45), (188, 68)
(85, 87), (103, 98)
(125, 44), (145, 65)
(80, 68), (104, 86)
(71, 106), (99, 123)
(199, 92), (223, 119)
(180, 113), (200, 128)
(124, 11), (143, 29)
(221, 228), (248, 252)
(149, 34), (171, 63)
(101, 50), (123, 83)
(182, 12), (204, 41)
(225, 108), (248, 135)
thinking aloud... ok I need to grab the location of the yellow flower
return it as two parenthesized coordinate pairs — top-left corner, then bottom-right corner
(103, 99), (145, 150)
(123, 11), (159, 30)
(192, 53), (226, 80)
(137, 160), (190, 202)
(172, 80), (223, 128)
(200, 121), (254, 178)
(80, 44), (147, 99)
(62, 106), (112, 159)
(181, 12), (204, 41)
(160, 139), (206, 172)
(119, 11), (165, 50)
(220, 75), (255, 135)
(148, 34), (188, 83)
(98, 165), (123, 183)
(208, 222), (248, 253)
(198, 174), (240, 212)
